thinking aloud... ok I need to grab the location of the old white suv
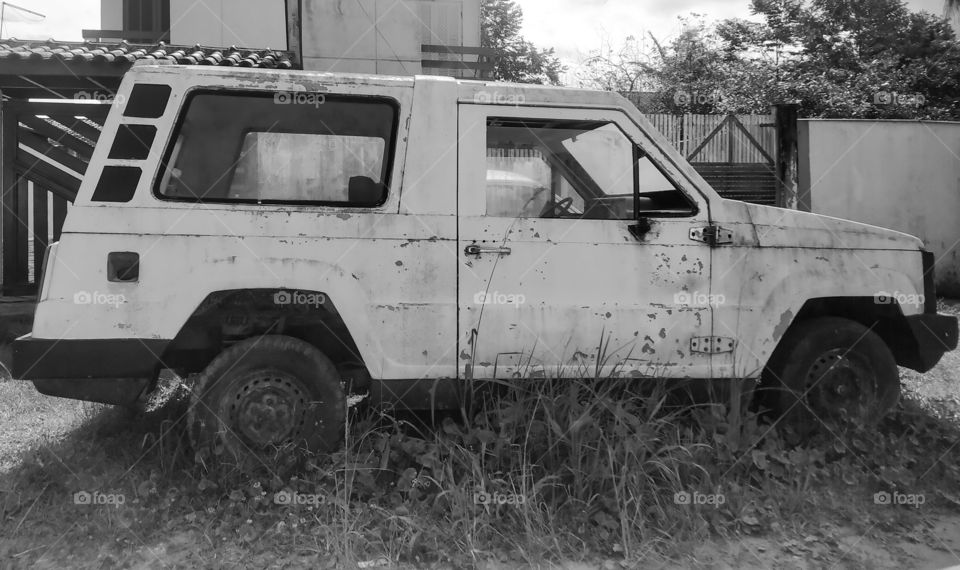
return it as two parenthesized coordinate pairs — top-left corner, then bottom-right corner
(13, 65), (957, 470)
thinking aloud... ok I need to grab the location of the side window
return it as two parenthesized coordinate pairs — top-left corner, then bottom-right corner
(484, 118), (693, 219)
(157, 92), (397, 206)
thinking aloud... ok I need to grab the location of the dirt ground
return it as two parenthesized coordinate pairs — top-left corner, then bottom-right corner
(1, 299), (959, 569)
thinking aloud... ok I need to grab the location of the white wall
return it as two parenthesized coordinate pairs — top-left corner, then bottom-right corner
(301, 0), (481, 75)
(101, 0), (123, 31)
(102, 0), (481, 76)
(800, 119), (960, 295)
(169, 0), (287, 49)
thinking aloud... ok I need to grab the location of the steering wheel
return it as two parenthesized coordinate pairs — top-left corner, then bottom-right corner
(539, 196), (574, 218)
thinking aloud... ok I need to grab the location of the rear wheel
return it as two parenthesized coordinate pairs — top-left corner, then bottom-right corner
(188, 335), (345, 476)
(761, 317), (899, 442)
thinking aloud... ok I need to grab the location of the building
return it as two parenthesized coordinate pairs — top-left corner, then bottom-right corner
(0, 0), (487, 293)
(97, 0), (483, 76)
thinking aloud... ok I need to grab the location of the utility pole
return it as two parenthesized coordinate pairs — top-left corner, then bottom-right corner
(284, 0), (303, 69)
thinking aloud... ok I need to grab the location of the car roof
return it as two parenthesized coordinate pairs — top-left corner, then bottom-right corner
(125, 65), (628, 108)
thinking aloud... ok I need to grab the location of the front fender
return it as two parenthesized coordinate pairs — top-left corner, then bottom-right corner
(715, 247), (926, 378)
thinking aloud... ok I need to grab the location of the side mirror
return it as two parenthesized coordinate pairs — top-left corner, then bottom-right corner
(628, 218), (652, 241)
(347, 176), (386, 206)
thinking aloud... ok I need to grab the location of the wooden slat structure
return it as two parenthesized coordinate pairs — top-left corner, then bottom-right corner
(646, 112), (779, 205)
(692, 163), (778, 206)
(0, 38), (298, 294)
(2, 101), (110, 293)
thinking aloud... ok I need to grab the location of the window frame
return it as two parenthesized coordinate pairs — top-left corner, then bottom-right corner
(123, 0), (170, 42)
(483, 117), (698, 221)
(152, 88), (401, 208)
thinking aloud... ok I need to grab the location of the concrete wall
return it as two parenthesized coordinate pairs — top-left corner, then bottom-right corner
(102, 0), (481, 75)
(800, 119), (960, 295)
(101, 0), (123, 31)
(169, 0), (287, 49)
(301, 0), (481, 75)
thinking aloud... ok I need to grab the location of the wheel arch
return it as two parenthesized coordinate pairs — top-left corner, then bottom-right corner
(160, 289), (373, 390)
(773, 296), (923, 371)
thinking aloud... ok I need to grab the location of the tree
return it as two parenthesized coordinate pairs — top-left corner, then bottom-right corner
(580, 16), (778, 114)
(580, 0), (960, 119)
(578, 35), (660, 93)
(481, 0), (564, 85)
(742, 0), (960, 118)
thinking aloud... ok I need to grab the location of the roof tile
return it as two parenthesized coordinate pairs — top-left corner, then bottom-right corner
(0, 39), (294, 69)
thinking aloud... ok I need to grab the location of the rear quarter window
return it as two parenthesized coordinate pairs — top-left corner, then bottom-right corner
(155, 91), (398, 206)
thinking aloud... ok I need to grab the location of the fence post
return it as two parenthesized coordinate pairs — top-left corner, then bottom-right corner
(772, 103), (800, 209)
(284, 0), (303, 69)
(1, 99), (18, 294)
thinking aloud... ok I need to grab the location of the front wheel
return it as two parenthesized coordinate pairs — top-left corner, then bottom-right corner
(761, 317), (900, 442)
(187, 335), (345, 476)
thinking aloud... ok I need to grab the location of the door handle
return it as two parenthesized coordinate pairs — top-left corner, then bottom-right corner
(465, 244), (511, 256)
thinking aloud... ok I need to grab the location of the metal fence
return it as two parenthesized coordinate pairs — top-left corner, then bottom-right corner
(645, 113), (776, 163)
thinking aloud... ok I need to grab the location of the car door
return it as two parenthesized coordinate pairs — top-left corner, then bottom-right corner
(457, 103), (717, 381)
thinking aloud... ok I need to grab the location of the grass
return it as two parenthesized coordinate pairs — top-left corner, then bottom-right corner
(1, 371), (959, 568)
(0, 303), (959, 567)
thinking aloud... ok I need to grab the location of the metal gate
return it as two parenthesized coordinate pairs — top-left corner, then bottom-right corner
(1, 101), (110, 294)
(647, 113), (778, 205)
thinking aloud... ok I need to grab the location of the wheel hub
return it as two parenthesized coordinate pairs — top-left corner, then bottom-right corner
(806, 349), (874, 417)
(227, 372), (308, 448)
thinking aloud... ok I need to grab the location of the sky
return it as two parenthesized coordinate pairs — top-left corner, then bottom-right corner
(0, 0), (953, 62)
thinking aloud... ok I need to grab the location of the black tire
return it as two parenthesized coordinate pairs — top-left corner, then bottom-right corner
(761, 317), (899, 442)
(187, 335), (345, 476)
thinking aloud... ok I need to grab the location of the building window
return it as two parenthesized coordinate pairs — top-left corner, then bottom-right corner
(124, 0), (170, 42)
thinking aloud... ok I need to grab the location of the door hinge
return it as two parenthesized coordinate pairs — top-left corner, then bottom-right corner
(690, 336), (736, 354)
(689, 226), (733, 246)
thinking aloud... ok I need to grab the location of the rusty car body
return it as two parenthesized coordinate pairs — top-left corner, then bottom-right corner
(12, 65), (957, 466)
